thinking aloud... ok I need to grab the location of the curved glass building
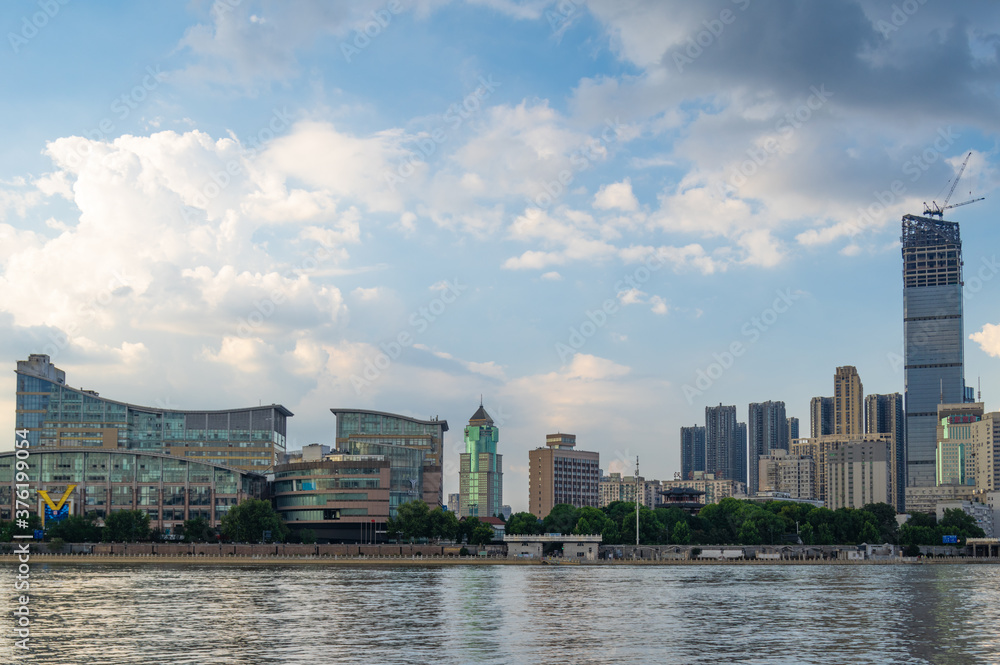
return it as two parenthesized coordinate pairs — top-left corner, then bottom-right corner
(16, 355), (291, 471)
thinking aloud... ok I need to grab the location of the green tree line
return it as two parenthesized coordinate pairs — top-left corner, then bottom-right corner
(385, 501), (496, 547)
(504, 499), (985, 547)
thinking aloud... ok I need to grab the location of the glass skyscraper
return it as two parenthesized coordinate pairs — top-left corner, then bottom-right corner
(459, 404), (502, 518)
(901, 214), (966, 488)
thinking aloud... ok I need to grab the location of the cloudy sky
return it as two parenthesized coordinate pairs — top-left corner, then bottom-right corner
(2, 0), (999, 511)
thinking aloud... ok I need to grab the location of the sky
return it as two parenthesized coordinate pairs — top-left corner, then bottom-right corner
(1, 0), (999, 513)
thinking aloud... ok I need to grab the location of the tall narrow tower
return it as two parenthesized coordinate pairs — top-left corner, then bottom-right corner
(902, 214), (965, 488)
(459, 402), (503, 518)
(833, 366), (864, 437)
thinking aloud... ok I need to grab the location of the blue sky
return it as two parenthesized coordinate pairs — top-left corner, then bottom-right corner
(2, 0), (999, 511)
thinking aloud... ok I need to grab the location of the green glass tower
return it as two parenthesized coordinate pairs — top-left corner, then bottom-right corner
(458, 403), (502, 518)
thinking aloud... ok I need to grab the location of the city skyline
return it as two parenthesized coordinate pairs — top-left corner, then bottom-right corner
(1, 2), (1000, 513)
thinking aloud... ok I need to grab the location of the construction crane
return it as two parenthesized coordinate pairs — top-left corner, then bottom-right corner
(923, 151), (985, 218)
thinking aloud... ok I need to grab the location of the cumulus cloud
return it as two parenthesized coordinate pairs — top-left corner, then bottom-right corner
(971, 324), (1000, 358)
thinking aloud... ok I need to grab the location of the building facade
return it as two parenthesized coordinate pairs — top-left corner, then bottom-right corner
(680, 425), (706, 480)
(787, 417), (800, 442)
(705, 404), (746, 484)
(865, 393), (905, 510)
(902, 215), (966, 488)
(0, 448), (264, 535)
(331, 409), (448, 509)
(748, 401), (788, 496)
(970, 413), (1000, 493)
(810, 396), (834, 438)
(272, 453), (391, 542)
(459, 405), (502, 518)
(827, 440), (890, 510)
(935, 403), (983, 487)
(791, 433), (893, 506)
(660, 473), (746, 505)
(833, 366), (864, 437)
(599, 473), (661, 509)
(16, 354), (290, 471)
(528, 433), (600, 519)
(758, 450), (815, 500)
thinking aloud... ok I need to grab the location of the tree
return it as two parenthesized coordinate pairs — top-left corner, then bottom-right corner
(573, 507), (616, 543)
(859, 522), (880, 544)
(300, 529), (317, 544)
(40, 514), (98, 543)
(428, 508), (459, 542)
(506, 512), (542, 535)
(468, 521), (494, 547)
(220, 498), (288, 543)
(103, 510), (150, 542)
(182, 517), (214, 543)
(939, 508), (985, 538)
(671, 520), (691, 545)
(737, 520), (762, 545)
(47, 537), (66, 553)
(862, 502), (899, 543)
(542, 504), (580, 535)
(390, 501), (432, 542)
(799, 522), (814, 545)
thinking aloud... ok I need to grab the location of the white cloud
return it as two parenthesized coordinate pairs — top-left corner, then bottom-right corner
(593, 178), (638, 211)
(971, 324), (1000, 358)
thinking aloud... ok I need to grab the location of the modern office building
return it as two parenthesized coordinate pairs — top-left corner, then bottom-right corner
(599, 473), (661, 509)
(680, 425), (706, 480)
(748, 401), (788, 495)
(528, 433), (600, 519)
(0, 448), (264, 535)
(934, 402), (983, 487)
(902, 214), (966, 488)
(827, 440), (891, 510)
(787, 417), (800, 442)
(834, 366), (864, 437)
(272, 453), (392, 542)
(15, 354), (291, 471)
(810, 396), (834, 438)
(866, 393), (905, 510)
(330, 409), (448, 509)
(705, 404), (746, 484)
(458, 404), (502, 518)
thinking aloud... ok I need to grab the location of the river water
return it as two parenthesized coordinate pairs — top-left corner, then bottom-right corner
(2, 563), (999, 664)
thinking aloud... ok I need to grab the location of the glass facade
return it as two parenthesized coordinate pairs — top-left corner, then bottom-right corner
(459, 406), (503, 518)
(901, 216), (965, 488)
(0, 449), (265, 533)
(15, 355), (291, 472)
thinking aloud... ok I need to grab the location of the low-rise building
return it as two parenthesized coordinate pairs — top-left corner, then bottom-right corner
(659, 472), (746, 505)
(936, 499), (995, 538)
(599, 473), (661, 509)
(904, 484), (976, 515)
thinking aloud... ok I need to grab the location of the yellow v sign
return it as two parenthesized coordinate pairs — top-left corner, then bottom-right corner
(39, 485), (76, 512)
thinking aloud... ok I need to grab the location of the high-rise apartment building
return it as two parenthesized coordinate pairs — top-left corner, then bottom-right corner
(934, 402), (983, 487)
(810, 396), (834, 438)
(705, 405), (746, 484)
(902, 214), (966, 488)
(599, 473), (661, 509)
(790, 433), (893, 506)
(787, 417), (800, 442)
(827, 440), (891, 510)
(528, 433), (600, 519)
(758, 450), (814, 500)
(970, 412), (1000, 493)
(458, 404), (502, 518)
(865, 393), (905, 510)
(331, 409), (449, 509)
(748, 401), (789, 495)
(15, 354), (290, 471)
(680, 425), (706, 480)
(834, 366), (864, 437)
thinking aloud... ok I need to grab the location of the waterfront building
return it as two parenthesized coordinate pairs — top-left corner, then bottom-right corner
(599, 473), (661, 509)
(705, 404), (746, 484)
(748, 401), (788, 496)
(658, 487), (706, 515)
(680, 425), (706, 480)
(15, 354), (290, 472)
(659, 473), (746, 505)
(791, 433), (893, 506)
(0, 448), (264, 536)
(758, 450), (814, 500)
(827, 440), (891, 510)
(272, 453), (390, 542)
(458, 404), (502, 518)
(331, 408), (448, 509)
(902, 215), (966, 488)
(810, 396), (834, 438)
(528, 433), (600, 519)
(935, 403), (983, 487)
(970, 413), (1000, 493)
(834, 366), (864, 437)
(936, 499), (995, 538)
(865, 393), (905, 510)
(903, 484), (976, 515)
